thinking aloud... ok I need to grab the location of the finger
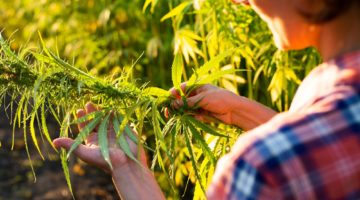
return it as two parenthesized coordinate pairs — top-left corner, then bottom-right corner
(85, 102), (99, 114)
(171, 98), (184, 109)
(186, 93), (208, 108)
(85, 102), (101, 131)
(180, 82), (187, 92)
(169, 82), (187, 99)
(194, 114), (213, 123)
(77, 109), (86, 130)
(191, 84), (216, 95)
(232, 0), (250, 5)
(171, 92), (208, 109)
(53, 137), (103, 165)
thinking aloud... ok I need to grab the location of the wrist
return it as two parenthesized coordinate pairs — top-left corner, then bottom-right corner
(111, 160), (165, 200)
(230, 96), (277, 130)
(111, 158), (147, 176)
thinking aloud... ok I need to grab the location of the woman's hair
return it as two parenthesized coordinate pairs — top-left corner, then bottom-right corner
(295, 0), (358, 23)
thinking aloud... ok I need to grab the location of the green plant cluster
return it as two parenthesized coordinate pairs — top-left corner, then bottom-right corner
(0, 33), (239, 198)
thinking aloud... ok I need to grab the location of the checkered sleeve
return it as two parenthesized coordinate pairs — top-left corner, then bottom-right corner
(207, 121), (282, 200)
(207, 87), (360, 200)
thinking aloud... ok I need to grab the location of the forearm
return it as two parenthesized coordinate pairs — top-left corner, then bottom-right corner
(231, 96), (277, 130)
(112, 162), (165, 200)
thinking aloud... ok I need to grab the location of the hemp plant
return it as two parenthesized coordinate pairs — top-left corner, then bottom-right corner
(0, 33), (238, 198)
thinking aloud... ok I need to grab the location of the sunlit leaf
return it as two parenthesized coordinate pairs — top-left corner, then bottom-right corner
(185, 120), (216, 165)
(183, 126), (206, 194)
(41, 103), (56, 150)
(30, 111), (44, 160)
(67, 113), (104, 158)
(98, 112), (112, 170)
(61, 149), (74, 199)
(144, 87), (170, 98)
(187, 49), (235, 86)
(171, 53), (184, 95)
(184, 115), (229, 138)
(160, 2), (191, 22)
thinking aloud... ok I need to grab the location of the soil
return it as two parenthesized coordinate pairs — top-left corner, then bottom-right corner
(0, 103), (120, 200)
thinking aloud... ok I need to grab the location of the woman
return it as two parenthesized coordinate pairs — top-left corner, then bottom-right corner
(53, 0), (360, 199)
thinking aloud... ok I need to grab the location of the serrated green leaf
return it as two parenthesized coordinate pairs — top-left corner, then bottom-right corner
(30, 111), (44, 160)
(71, 110), (104, 125)
(59, 113), (70, 139)
(171, 53), (184, 95)
(98, 113), (112, 170)
(184, 115), (229, 138)
(197, 69), (237, 85)
(67, 113), (104, 158)
(22, 102), (36, 182)
(118, 131), (142, 166)
(113, 115), (142, 166)
(12, 95), (26, 150)
(185, 120), (216, 165)
(183, 126), (205, 193)
(61, 149), (74, 199)
(41, 104), (56, 151)
(160, 2), (191, 22)
(144, 87), (170, 98)
(188, 49), (235, 86)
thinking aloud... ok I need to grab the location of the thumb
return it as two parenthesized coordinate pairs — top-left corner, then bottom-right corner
(53, 137), (75, 150)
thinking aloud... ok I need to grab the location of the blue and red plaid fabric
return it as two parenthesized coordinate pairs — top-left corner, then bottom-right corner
(207, 51), (360, 200)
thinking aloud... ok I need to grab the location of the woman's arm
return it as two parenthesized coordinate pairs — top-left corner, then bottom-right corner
(230, 95), (277, 130)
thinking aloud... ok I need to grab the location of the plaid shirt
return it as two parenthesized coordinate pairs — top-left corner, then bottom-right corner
(207, 51), (360, 200)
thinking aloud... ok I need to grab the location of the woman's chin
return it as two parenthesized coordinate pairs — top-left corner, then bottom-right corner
(274, 40), (310, 51)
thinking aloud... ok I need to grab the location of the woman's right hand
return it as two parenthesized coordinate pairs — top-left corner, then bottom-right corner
(170, 83), (277, 130)
(53, 102), (147, 173)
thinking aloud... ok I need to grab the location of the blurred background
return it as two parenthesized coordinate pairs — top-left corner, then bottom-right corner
(0, 0), (321, 199)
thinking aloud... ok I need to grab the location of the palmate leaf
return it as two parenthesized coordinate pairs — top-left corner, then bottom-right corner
(67, 112), (104, 159)
(185, 120), (216, 165)
(197, 69), (238, 85)
(98, 113), (112, 170)
(187, 49), (236, 86)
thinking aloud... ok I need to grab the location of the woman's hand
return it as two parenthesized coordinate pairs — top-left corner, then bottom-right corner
(170, 84), (241, 124)
(170, 83), (277, 130)
(53, 102), (165, 200)
(53, 102), (147, 173)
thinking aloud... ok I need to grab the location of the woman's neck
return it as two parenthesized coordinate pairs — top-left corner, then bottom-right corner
(317, 5), (360, 61)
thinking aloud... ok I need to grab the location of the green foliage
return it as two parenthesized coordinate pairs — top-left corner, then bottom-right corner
(0, 32), (235, 198)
